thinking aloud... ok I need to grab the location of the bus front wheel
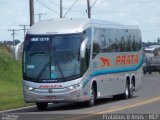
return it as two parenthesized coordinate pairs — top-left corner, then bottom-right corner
(36, 103), (48, 111)
(85, 85), (95, 107)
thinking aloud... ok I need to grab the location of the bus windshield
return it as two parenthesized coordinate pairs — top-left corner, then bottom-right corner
(23, 34), (82, 82)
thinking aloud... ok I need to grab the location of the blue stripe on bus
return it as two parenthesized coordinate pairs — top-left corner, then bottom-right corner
(83, 55), (144, 88)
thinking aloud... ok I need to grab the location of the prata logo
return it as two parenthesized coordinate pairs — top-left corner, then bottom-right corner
(100, 57), (112, 67)
(39, 85), (63, 88)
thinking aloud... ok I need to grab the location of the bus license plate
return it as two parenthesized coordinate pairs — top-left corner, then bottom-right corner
(46, 96), (56, 100)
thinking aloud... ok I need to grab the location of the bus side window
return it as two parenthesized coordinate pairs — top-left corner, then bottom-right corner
(81, 29), (91, 74)
(92, 28), (101, 58)
(81, 48), (89, 74)
(93, 43), (100, 58)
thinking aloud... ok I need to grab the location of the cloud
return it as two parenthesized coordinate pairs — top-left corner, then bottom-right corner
(0, 0), (160, 42)
(0, 0), (29, 41)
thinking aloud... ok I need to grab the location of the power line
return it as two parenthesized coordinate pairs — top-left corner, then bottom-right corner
(8, 29), (20, 41)
(60, 0), (63, 18)
(49, 0), (83, 13)
(86, 0), (98, 18)
(19, 25), (30, 39)
(91, 0), (98, 8)
(87, 0), (91, 18)
(8, 29), (20, 59)
(49, 0), (60, 6)
(35, 13), (47, 21)
(63, 0), (79, 17)
(36, 0), (59, 15)
(30, 0), (34, 26)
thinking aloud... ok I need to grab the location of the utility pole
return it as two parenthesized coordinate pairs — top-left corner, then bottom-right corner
(29, 0), (34, 26)
(19, 25), (30, 39)
(60, 0), (63, 18)
(35, 13), (46, 21)
(87, 0), (91, 18)
(8, 29), (20, 59)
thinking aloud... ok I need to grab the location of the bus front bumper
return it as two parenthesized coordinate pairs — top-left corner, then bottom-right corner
(23, 83), (89, 103)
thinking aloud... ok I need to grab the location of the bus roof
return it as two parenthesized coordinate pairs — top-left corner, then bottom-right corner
(27, 18), (139, 35)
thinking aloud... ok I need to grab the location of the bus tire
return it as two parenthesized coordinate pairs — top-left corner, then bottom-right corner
(122, 80), (134, 99)
(85, 85), (95, 107)
(36, 103), (48, 111)
(129, 80), (134, 98)
(114, 80), (134, 100)
(149, 71), (152, 74)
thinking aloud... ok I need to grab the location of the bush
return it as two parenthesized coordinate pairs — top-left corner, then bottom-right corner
(0, 44), (29, 110)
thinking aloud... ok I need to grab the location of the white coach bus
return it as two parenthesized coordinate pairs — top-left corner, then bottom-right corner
(23, 18), (143, 110)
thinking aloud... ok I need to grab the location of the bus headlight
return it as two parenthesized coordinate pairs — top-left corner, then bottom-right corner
(67, 82), (83, 90)
(25, 85), (34, 91)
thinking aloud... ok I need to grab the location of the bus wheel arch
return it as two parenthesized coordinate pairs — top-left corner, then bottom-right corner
(92, 81), (97, 99)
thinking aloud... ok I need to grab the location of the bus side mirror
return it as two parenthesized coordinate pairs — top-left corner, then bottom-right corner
(80, 38), (88, 58)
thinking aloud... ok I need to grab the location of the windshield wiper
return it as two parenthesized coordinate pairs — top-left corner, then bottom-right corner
(55, 60), (66, 82)
(30, 52), (46, 56)
(36, 62), (49, 79)
(65, 74), (80, 79)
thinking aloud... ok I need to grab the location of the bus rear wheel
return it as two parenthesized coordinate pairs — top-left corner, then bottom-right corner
(129, 80), (134, 98)
(122, 80), (133, 99)
(36, 103), (48, 111)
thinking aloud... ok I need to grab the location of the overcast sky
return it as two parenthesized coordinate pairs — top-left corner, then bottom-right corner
(0, 0), (160, 42)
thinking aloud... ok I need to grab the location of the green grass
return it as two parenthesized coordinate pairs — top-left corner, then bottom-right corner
(0, 45), (33, 110)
